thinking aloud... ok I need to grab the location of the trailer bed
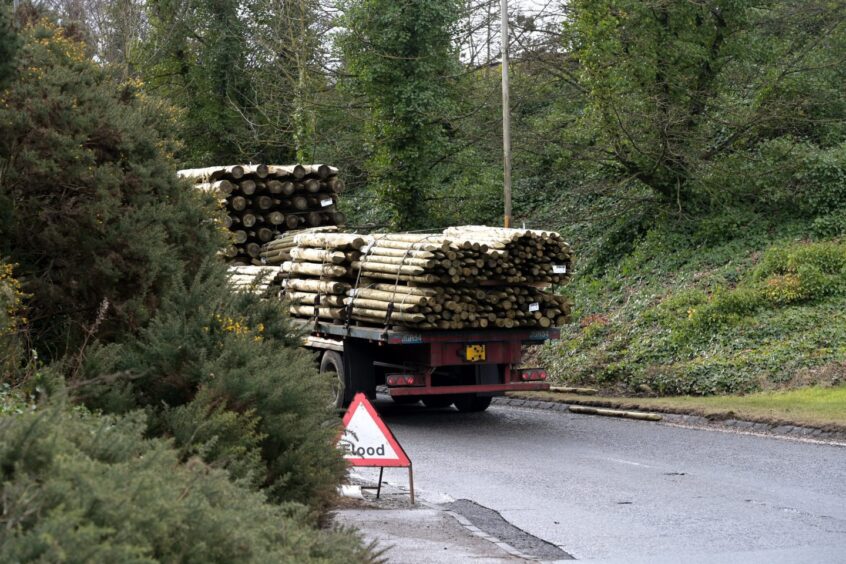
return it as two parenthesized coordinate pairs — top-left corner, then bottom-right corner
(295, 319), (561, 346)
(294, 319), (560, 408)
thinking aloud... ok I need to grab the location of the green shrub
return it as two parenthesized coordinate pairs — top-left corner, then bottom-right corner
(0, 4), (17, 89)
(0, 407), (372, 563)
(548, 213), (846, 397)
(78, 263), (346, 510)
(812, 210), (846, 238)
(754, 241), (846, 279)
(0, 262), (26, 379)
(685, 286), (764, 334)
(0, 383), (36, 415)
(673, 241), (846, 336)
(0, 21), (225, 359)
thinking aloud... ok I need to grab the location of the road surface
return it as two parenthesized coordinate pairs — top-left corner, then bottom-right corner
(354, 400), (846, 563)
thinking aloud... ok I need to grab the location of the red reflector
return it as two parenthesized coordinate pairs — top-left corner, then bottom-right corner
(405, 376), (415, 385)
(519, 370), (548, 381)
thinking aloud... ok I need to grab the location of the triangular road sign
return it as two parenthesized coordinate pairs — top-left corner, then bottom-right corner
(338, 393), (411, 467)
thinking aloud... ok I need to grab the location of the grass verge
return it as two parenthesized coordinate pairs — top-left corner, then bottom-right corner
(510, 385), (846, 430)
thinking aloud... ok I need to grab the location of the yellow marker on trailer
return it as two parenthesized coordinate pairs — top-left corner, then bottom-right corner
(465, 344), (486, 362)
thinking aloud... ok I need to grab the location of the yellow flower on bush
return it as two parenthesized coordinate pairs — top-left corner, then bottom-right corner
(0, 263), (26, 337)
(213, 314), (265, 342)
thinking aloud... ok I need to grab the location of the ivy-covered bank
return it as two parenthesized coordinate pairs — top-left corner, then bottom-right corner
(542, 218), (846, 397)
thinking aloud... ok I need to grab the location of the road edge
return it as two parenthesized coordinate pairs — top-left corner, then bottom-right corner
(494, 396), (846, 443)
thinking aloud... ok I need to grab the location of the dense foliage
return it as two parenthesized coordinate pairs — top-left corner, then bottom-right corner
(0, 21), (224, 358)
(0, 19), (367, 562)
(80, 264), (347, 507)
(339, 0), (462, 228)
(0, 4), (17, 88)
(143, 0), (253, 163)
(565, 0), (846, 209)
(0, 408), (371, 563)
(542, 217), (846, 396)
(0, 263), (25, 379)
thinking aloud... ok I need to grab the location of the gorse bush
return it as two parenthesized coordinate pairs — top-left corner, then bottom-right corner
(0, 5), (17, 89)
(0, 20), (367, 562)
(78, 263), (347, 509)
(0, 20), (224, 359)
(0, 262), (26, 379)
(0, 407), (372, 563)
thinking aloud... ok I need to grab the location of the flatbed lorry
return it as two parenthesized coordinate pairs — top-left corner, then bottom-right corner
(297, 319), (558, 412)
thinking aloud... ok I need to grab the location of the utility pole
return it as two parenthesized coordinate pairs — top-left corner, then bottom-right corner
(500, 0), (512, 228)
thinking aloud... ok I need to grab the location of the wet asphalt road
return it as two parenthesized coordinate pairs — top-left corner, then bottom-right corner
(367, 400), (846, 562)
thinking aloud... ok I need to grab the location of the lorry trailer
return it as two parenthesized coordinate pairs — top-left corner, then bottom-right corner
(298, 320), (558, 412)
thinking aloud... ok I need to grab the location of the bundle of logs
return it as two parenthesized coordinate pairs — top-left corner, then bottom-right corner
(227, 265), (283, 294)
(269, 226), (572, 330)
(177, 164), (346, 265)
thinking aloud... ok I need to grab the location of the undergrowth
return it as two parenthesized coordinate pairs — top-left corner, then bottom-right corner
(542, 213), (846, 396)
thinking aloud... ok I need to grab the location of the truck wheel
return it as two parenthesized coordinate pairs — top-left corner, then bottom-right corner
(422, 396), (453, 409)
(319, 351), (346, 409)
(453, 395), (492, 413)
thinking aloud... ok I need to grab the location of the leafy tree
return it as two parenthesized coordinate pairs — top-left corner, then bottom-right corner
(339, 0), (462, 229)
(565, 0), (846, 208)
(141, 0), (330, 165)
(0, 21), (225, 359)
(142, 0), (254, 163)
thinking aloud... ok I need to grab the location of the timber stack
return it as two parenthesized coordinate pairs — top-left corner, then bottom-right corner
(270, 226), (572, 330)
(177, 164), (346, 265)
(227, 265), (284, 295)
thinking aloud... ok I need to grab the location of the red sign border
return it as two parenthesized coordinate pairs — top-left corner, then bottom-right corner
(340, 393), (411, 467)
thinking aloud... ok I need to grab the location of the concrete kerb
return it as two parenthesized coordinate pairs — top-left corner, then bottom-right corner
(492, 397), (846, 444)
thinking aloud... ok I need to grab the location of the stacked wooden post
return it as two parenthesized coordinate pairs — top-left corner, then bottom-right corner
(260, 226), (340, 265)
(274, 227), (572, 330)
(177, 164), (347, 265)
(227, 265), (284, 295)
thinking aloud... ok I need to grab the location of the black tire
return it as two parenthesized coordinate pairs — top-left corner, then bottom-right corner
(319, 350), (346, 409)
(453, 394), (492, 413)
(422, 396), (454, 409)
(392, 395), (421, 406)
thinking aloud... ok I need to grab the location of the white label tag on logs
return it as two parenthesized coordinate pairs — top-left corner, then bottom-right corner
(321, 198), (334, 207)
(528, 302), (540, 312)
(553, 265), (568, 274)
